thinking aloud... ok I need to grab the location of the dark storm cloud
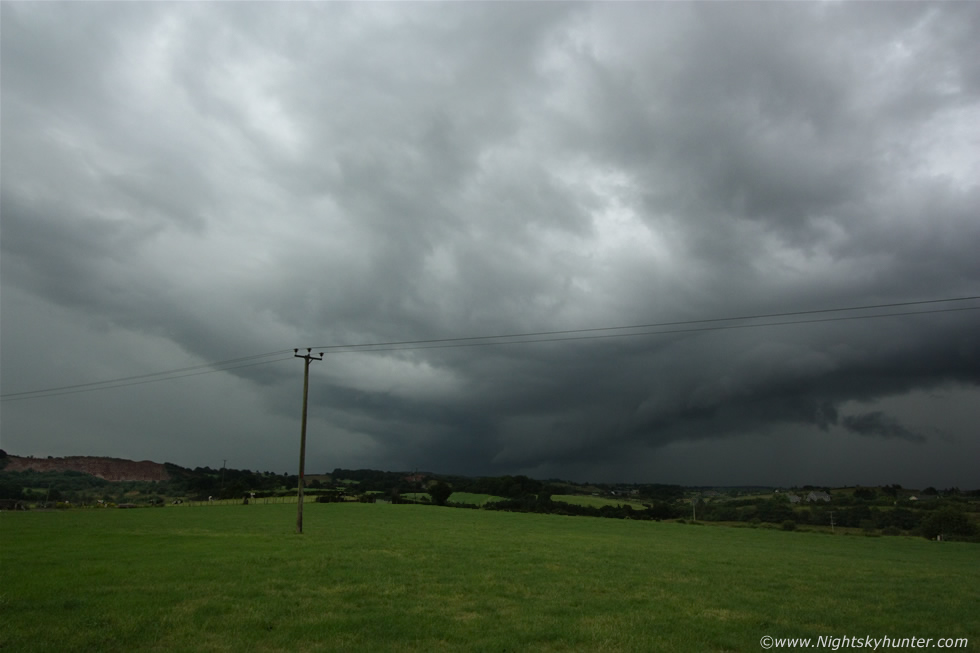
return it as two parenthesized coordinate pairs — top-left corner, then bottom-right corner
(2, 2), (978, 487)
(841, 412), (925, 444)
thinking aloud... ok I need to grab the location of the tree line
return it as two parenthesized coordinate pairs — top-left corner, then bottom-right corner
(2, 453), (976, 541)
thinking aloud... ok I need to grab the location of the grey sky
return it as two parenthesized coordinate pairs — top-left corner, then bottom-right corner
(2, 2), (978, 488)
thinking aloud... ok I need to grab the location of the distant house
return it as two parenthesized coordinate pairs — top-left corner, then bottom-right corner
(786, 494), (801, 504)
(404, 473), (426, 484)
(806, 491), (831, 503)
(610, 488), (637, 496)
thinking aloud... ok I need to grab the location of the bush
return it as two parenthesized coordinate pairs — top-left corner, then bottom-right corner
(0, 478), (24, 500)
(781, 520), (796, 531)
(920, 508), (978, 541)
(428, 482), (453, 506)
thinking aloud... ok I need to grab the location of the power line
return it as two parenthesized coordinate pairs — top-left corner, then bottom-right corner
(3, 295), (977, 402)
(0, 353), (296, 402)
(316, 306), (980, 355)
(311, 295), (980, 352)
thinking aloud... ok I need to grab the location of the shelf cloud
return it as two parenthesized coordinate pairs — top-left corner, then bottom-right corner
(2, 2), (978, 487)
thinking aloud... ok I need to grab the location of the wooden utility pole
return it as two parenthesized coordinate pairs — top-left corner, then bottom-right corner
(294, 348), (323, 534)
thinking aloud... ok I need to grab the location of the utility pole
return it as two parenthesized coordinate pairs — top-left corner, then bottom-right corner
(294, 348), (323, 534)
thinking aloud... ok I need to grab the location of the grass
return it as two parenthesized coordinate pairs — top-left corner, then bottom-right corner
(1, 504), (978, 652)
(551, 493), (645, 509)
(393, 492), (504, 506)
(447, 492), (504, 506)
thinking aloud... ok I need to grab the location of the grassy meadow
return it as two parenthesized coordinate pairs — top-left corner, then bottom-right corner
(449, 492), (504, 506)
(1, 503), (977, 652)
(398, 492), (505, 506)
(550, 494), (645, 509)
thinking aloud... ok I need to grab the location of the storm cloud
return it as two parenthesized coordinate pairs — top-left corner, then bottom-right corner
(2, 2), (978, 488)
(842, 412), (925, 443)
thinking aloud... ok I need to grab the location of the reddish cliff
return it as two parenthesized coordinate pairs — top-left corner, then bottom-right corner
(3, 456), (170, 482)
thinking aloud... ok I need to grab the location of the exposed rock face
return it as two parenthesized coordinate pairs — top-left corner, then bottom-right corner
(3, 456), (170, 482)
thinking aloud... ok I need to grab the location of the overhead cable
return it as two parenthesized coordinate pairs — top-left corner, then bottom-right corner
(3, 295), (977, 401)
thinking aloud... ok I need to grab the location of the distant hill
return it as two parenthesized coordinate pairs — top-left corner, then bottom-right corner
(2, 455), (169, 482)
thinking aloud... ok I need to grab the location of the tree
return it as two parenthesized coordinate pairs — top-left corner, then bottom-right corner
(0, 478), (23, 500)
(429, 482), (452, 506)
(920, 508), (977, 541)
(854, 487), (877, 501)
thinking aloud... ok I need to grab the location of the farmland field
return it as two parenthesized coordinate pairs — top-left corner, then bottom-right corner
(448, 492), (504, 506)
(1, 504), (977, 652)
(550, 493), (645, 509)
(401, 492), (504, 506)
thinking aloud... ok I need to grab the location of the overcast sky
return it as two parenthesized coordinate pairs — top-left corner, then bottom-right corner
(2, 2), (979, 489)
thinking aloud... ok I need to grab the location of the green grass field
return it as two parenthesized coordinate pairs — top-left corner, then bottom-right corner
(448, 492), (504, 506)
(371, 492), (503, 506)
(550, 494), (645, 509)
(1, 504), (977, 652)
